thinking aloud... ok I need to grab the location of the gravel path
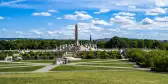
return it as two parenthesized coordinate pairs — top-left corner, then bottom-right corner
(33, 65), (59, 72)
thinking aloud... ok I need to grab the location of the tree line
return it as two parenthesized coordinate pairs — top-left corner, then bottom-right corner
(0, 39), (91, 50)
(97, 36), (168, 50)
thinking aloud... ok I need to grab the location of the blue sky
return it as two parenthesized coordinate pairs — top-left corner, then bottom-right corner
(0, 0), (168, 40)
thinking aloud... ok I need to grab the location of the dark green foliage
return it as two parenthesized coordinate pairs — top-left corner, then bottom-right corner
(0, 39), (92, 50)
(78, 51), (121, 59)
(99, 51), (109, 59)
(0, 51), (64, 60)
(87, 51), (94, 59)
(103, 36), (167, 50)
(97, 41), (105, 48)
(80, 52), (87, 59)
(109, 51), (122, 59)
(126, 49), (168, 72)
(0, 51), (17, 60)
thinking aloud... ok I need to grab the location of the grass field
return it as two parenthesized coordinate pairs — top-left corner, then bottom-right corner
(20, 60), (54, 63)
(69, 59), (112, 63)
(0, 71), (168, 84)
(51, 65), (134, 71)
(0, 62), (45, 72)
(78, 63), (133, 67)
(0, 66), (44, 72)
(0, 59), (167, 84)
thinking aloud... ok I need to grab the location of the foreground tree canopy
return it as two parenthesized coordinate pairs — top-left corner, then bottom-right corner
(126, 49), (168, 72)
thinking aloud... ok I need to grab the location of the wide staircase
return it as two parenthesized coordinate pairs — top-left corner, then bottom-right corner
(65, 52), (75, 57)
(63, 51), (81, 61)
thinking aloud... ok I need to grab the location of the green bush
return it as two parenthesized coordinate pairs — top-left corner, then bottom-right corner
(96, 51), (101, 58)
(100, 51), (109, 59)
(126, 49), (168, 72)
(109, 51), (122, 59)
(86, 51), (94, 59)
(81, 52), (86, 59)
(78, 51), (121, 59)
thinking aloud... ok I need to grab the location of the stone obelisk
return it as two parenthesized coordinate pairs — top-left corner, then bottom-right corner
(75, 24), (79, 46)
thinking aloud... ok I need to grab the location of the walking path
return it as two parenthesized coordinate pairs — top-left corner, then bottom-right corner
(0, 59), (150, 73)
(33, 64), (59, 72)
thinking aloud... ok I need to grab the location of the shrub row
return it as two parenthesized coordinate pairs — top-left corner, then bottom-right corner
(0, 51), (18, 60)
(20, 51), (64, 60)
(77, 51), (122, 59)
(0, 51), (64, 60)
(126, 49), (168, 72)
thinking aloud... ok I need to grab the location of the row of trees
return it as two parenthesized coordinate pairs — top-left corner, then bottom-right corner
(126, 49), (168, 72)
(97, 36), (168, 50)
(0, 39), (91, 50)
(1, 36), (167, 50)
(0, 51), (17, 60)
(20, 51), (65, 60)
(77, 51), (122, 59)
(0, 51), (64, 60)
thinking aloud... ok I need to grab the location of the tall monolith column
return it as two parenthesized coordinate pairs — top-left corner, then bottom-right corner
(75, 24), (79, 46)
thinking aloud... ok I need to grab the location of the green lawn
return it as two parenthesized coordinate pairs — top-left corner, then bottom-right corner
(0, 71), (168, 84)
(0, 62), (31, 67)
(0, 62), (24, 65)
(89, 60), (130, 63)
(51, 65), (134, 71)
(69, 59), (113, 63)
(0, 65), (32, 67)
(0, 66), (44, 72)
(20, 60), (54, 63)
(78, 63), (133, 67)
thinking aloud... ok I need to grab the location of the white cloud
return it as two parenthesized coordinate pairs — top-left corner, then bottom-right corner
(155, 0), (166, 7)
(91, 20), (109, 25)
(16, 31), (23, 34)
(64, 14), (77, 20)
(128, 6), (136, 9)
(2, 28), (6, 31)
(0, 0), (31, 8)
(48, 23), (54, 26)
(32, 30), (43, 35)
(94, 9), (111, 14)
(146, 7), (166, 15)
(154, 17), (168, 22)
(110, 15), (135, 25)
(48, 9), (57, 12)
(78, 23), (104, 31)
(115, 3), (129, 6)
(0, 16), (4, 20)
(32, 12), (51, 16)
(113, 12), (136, 16)
(64, 11), (92, 20)
(108, 28), (121, 32)
(56, 17), (62, 19)
(15, 31), (30, 35)
(47, 31), (59, 37)
(141, 18), (155, 25)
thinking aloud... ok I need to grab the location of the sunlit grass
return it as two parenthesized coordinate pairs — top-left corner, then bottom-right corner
(0, 66), (44, 72)
(51, 65), (134, 71)
(0, 71), (168, 84)
(78, 63), (133, 67)
(20, 60), (54, 63)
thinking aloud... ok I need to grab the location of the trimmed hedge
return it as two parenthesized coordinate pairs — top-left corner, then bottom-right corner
(78, 51), (121, 59)
(126, 49), (168, 72)
(20, 51), (64, 60)
(0, 51), (65, 60)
